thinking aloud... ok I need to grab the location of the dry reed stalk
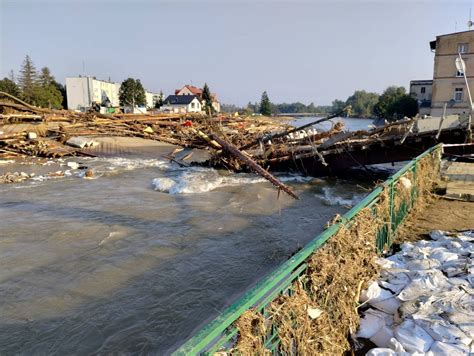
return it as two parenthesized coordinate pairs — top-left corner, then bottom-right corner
(232, 309), (270, 355)
(230, 150), (443, 355)
(394, 149), (442, 242)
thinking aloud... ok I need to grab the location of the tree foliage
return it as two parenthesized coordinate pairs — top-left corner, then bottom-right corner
(32, 66), (64, 109)
(52, 81), (67, 109)
(18, 55), (38, 104)
(119, 78), (146, 106)
(155, 90), (164, 109)
(14, 57), (65, 108)
(0, 77), (21, 97)
(202, 83), (214, 114)
(259, 91), (272, 116)
(33, 84), (63, 109)
(385, 95), (418, 120)
(345, 90), (379, 117)
(331, 99), (346, 114)
(374, 86), (417, 120)
(38, 67), (55, 87)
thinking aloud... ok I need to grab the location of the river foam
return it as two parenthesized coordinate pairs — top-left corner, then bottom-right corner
(152, 168), (312, 195)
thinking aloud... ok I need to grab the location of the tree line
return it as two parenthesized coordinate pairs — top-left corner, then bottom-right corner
(0, 55), (66, 109)
(221, 87), (418, 121)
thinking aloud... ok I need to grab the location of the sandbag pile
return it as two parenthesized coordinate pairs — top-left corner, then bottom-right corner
(357, 230), (474, 355)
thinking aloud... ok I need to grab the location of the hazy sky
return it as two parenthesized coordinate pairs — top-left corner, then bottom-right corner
(1, 0), (473, 105)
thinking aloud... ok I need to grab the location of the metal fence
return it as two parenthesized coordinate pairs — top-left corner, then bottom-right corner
(174, 144), (442, 355)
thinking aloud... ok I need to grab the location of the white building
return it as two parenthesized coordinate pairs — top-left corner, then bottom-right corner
(145, 91), (159, 109)
(66, 76), (120, 111)
(161, 95), (202, 113)
(175, 84), (221, 113)
(409, 80), (433, 116)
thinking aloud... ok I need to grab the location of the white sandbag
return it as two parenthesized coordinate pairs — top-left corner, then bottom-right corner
(445, 240), (463, 251)
(394, 320), (434, 353)
(398, 271), (448, 301)
(360, 281), (382, 303)
(447, 312), (474, 339)
(376, 257), (397, 269)
(429, 341), (470, 355)
(429, 230), (447, 240)
(356, 311), (385, 338)
(360, 281), (393, 303)
(371, 296), (401, 314)
(387, 337), (408, 353)
(448, 277), (470, 287)
(467, 274), (474, 288)
(386, 253), (409, 269)
(413, 315), (471, 345)
(370, 325), (394, 348)
(430, 247), (459, 263)
(406, 258), (440, 270)
(365, 348), (397, 356)
(366, 308), (394, 327)
(379, 280), (405, 295)
(397, 300), (421, 320)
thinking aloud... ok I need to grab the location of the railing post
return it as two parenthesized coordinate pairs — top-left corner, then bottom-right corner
(388, 180), (395, 247)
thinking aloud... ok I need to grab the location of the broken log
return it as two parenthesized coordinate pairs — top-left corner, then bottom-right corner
(239, 106), (350, 150)
(210, 134), (299, 200)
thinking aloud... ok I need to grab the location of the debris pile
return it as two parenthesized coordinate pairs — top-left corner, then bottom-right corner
(1, 90), (458, 197)
(358, 230), (474, 355)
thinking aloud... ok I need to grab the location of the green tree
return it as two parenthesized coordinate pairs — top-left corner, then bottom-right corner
(38, 67), (55, 87)
(373, 86), (406, 119)
(18, 55), (38, 104)
(0, 77), (21, 97)
(155, 90), (164, 109)
(202, 83), (214, 114)
(33, 84), (63, 109)
(386, 95), (418, 120)
(52, 81), (67, 109)
(331, 99), (346, 113)
(32, 66), (64, 109)
(345, 90), (379, 118)
(119, 78), (146, 107)
(8, 70), (15, 82)
(259, 91), (272, 116)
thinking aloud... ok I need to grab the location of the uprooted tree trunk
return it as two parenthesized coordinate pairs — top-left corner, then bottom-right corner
(211, 134), (299, 200)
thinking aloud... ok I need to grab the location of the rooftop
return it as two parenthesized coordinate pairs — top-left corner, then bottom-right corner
(163, 95), (199, 105)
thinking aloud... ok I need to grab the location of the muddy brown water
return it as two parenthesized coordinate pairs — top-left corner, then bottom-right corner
(0, 143), (373, 354)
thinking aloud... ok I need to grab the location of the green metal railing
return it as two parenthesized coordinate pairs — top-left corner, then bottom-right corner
(174, 144), (442, 355)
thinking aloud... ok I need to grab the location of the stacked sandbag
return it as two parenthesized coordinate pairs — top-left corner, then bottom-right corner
(357, 230), (473, 355)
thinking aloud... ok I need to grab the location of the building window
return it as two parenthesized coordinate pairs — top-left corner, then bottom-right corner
(191, 102), (195, 108)
(454, 88), (463, 102)
(458, 43), (469, 54)
(420, 87), (425, 94)
(456, 70), (464, 77)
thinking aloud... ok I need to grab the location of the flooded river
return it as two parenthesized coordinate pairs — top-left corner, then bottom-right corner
(0, 118), (375, 354)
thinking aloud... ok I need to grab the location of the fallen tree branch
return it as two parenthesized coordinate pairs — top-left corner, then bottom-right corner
(211, 134), (299, 200)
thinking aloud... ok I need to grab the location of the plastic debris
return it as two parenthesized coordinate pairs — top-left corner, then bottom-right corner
(66, 161), (80, 170)
(307, 306), (323, 319)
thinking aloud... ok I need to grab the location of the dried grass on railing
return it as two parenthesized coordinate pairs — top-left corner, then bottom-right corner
(394, 149), (442, 242)
(233, 309), (269, 355)
(393, 170), (414, 214)
(268, 208), (381, 355)
(231, 148), (442, 355)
